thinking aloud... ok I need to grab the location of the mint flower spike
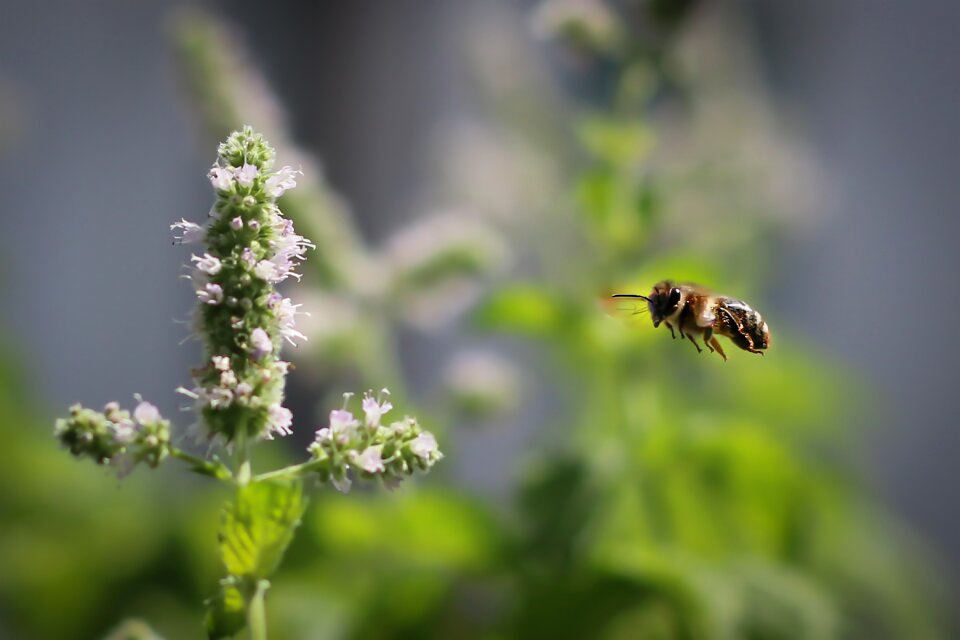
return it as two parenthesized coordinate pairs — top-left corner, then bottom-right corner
(176, 126), (313, 444)
(306, 389), (443, 493)
(54, 398), (172, 477)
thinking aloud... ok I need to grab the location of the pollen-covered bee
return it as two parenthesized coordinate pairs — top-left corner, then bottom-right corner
(605, 280), (771, 361)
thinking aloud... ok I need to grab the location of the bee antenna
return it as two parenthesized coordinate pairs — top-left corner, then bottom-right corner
(612, 293), (650, 302)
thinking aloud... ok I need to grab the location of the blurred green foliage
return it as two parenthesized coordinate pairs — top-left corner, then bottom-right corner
(0, 2), (951, 639)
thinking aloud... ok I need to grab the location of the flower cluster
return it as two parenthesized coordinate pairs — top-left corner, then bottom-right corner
(54, 399), (171, 476)
(308, 389), (443, 493)
(173, 126), (312, 443)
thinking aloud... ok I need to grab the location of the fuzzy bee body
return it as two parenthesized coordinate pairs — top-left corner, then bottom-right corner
(608, 280), (770, 361)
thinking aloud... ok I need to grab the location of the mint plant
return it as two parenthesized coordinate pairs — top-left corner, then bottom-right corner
(53, 127), (442, 639)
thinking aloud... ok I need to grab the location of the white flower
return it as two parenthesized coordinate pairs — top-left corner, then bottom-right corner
(250, 328), (272, 359)
(196, 283), (224, 305)
(362, 389), (393, 428)
(248, 220), (261, 232)
(230, 216), (244, 231)
(235, 382), (253, 397)
(212, 355), (231, 371)
(208, 166), (233, 191)
(265, 166), (301, 198)
(355, 445), (385, 474)
(191, 253), (222, 276)
(171, 218), (205, 244)
(241, 247), (256, 266)
(266, 404), (293, 438)
(235, 163), (259, 187)
(410, 432), (440, 461)
(133, 401), (161, 425)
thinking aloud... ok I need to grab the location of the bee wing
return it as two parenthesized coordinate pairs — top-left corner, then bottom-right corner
(599, 294), (649, 327)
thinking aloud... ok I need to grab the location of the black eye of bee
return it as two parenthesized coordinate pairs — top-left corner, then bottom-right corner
(667, 287), (681, 309)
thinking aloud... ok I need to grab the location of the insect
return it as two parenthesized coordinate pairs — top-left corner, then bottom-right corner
(605, 280), (771, 361)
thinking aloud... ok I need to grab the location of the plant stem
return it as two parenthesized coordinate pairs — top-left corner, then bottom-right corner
(253, 459), (324, 483)
(169, 447), (233, 481)
(247, 580), (269, 640)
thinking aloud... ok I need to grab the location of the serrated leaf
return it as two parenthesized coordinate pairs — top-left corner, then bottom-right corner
(204, 580), (246, 640)
(218, 478), (308, 579)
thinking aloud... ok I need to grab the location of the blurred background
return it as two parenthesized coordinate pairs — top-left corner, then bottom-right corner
(0, 0), (958, 638)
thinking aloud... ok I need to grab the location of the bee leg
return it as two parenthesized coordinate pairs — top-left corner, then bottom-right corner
(703, 328), (715, 352)
(685, 333), (703, 354)
(709, 336), (727, 361)
(665, 322), (676, 339)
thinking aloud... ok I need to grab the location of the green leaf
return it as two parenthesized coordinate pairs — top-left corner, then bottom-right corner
(218, 478), (308, 579)
(204, 579), (247, 640)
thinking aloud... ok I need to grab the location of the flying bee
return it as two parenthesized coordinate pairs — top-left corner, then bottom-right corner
(605, 280), (771, 361)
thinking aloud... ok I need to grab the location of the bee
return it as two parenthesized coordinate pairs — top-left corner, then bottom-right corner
(606, 280), (771, 361)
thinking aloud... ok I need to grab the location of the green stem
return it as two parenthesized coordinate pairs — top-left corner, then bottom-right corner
(253, 459), (326, 483)
(169, 447), (233, 482)
(247, 580), (269, 640)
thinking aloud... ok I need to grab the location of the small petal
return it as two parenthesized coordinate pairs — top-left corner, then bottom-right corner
(191, 253), (222, 276)
(250, 328), (272, 359)
(196, 283), (224, 305)
(171, 218), (205, 244)
(265, 166), (301, 198)
(361, 389), (393, 428)
(235, 163), (259, 187)
(208, 167), (233, 191)
(410, 432), (440, 461)
(230, 216), (244, 230)
(356, 445), (385, 474)
(329, 409), (359, 437)
(133, 401), (161, 425)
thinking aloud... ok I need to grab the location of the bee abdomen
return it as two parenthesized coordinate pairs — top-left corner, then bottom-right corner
(717, 299), (770, 352)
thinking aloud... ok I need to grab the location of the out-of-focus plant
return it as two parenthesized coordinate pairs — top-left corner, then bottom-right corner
(51, 128), (442, 639)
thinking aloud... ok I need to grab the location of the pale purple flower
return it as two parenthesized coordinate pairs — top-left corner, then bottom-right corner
(355, 445), (385, 474)
(235, 163), (259, 187)
(265, 166), (301, 198)
(208, 167), (233, 191)
(241, 247), (256, 266)
(275, 297), (307, 345)
(410, 432), (440, 461)
(248, 220), (261, 232)
(171, 218), (205, 244)
(266, 404), (293, 438)
(110, 418), (137, 445)
(191, 253), (223, 276)
(250, 327), (273, 359)
(329, 409), (359, 439)
(230, 216), (244, 231)
(133, 401), (161, 425)
(254, 260), (281, 282)
(212, 355), (231, 371)
(362, 389), (393, 428)
(196, 283), (224, 305)
(235, 382), (253, 398)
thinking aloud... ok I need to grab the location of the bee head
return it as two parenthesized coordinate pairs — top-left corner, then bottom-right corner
(648, 281), (682, 328)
